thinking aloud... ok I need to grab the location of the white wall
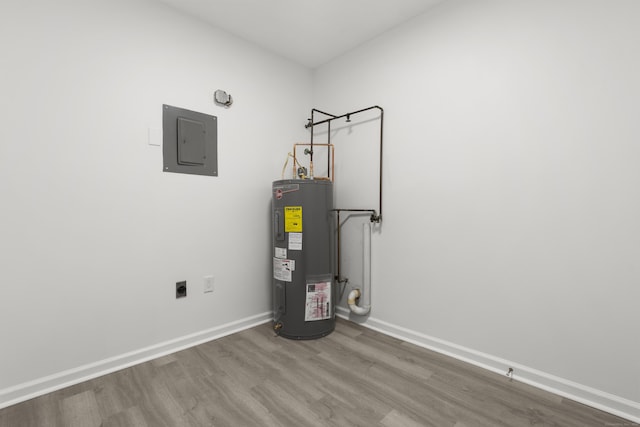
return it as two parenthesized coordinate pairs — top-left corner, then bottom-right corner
(0, 0), (311, 405)
(314, 0), (640, 419)
(2, 0), (639, 420)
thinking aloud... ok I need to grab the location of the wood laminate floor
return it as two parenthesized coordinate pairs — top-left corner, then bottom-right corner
(0, 318), (633, 426)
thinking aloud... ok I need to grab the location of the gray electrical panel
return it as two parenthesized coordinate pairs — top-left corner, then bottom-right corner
(272, 179), (335, 339)
(163, 104), (218, 176)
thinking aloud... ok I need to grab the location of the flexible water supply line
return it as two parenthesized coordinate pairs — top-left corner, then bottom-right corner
(348, 222), (371, 315)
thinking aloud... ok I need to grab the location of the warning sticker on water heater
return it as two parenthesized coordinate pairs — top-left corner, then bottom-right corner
(274, 247), (287, 259)
(284, 206), (302, 232)
(305, 281), (331, 321)
(288, 232), (302, 251)
(273, 258), (295, 282)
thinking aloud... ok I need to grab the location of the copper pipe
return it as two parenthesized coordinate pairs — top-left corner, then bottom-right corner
(292, 143), (335, 182)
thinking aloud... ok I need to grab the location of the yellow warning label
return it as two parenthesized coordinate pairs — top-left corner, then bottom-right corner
(284, 206), (302, 232)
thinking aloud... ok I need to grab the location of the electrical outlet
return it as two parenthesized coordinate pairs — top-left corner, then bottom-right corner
(176, 281), (187, 298)
(204, 276), (214, 293)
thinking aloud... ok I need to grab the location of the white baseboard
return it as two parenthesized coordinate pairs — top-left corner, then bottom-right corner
(336, 306), (640, 424)
(0, 311), (272, 410)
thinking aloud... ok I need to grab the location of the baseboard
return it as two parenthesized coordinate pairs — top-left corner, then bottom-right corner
(336, 306), (640, 423)
(0, 311), (272, 410)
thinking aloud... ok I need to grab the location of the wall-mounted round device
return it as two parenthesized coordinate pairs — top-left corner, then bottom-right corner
(214, 89), (233, 107)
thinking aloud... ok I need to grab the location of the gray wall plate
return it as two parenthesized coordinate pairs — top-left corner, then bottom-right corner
(163, 104), (218, 176)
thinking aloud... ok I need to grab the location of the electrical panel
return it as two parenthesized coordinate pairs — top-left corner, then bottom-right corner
(162, 104), (218, 177)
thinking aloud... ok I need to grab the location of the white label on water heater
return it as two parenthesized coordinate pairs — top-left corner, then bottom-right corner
(289, 232), (302, 250)
(275, 247), (287, 259)
(273, 258), (293, 282)
(305, 281), (331, 321)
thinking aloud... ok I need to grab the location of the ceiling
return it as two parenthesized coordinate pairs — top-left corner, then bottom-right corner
(156, 0), (444, 68)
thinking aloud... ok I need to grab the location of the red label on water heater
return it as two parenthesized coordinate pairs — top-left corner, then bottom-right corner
(273, 183), (300, 199)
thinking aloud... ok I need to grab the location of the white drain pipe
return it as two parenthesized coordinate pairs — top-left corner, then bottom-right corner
(348, 222), (371, 315)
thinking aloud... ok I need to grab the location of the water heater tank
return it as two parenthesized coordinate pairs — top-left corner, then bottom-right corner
(272, 179), (335, 339)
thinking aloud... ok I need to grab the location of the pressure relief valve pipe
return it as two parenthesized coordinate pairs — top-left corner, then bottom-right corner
(347, 289), (369, 315)
(348, 222), (372, 315)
